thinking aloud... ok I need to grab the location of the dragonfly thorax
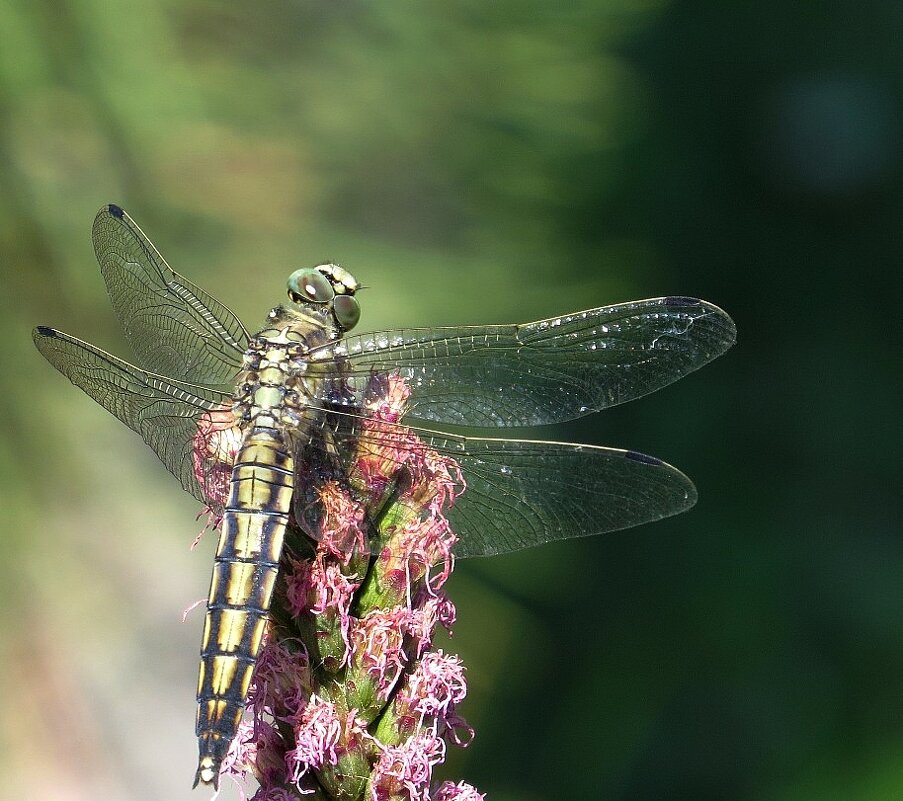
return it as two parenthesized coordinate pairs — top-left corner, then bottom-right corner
(232, 319), (336, 432)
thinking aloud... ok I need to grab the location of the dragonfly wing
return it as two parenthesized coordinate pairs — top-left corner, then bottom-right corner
(439, 435), (696, 557)
(414, 431), (696, 557)
(33, 326), (235, 507)
(330, 297), (735, 427)
(92, 204), (249, 385)
(319, 408), (696, 558)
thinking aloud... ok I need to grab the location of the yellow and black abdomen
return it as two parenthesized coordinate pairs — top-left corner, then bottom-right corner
(194, 426), (294, 787)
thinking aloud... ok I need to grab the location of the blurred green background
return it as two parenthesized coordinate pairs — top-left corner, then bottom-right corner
(1, 2), (901, 800)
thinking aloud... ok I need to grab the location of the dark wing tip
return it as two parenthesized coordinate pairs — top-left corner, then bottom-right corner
(624, 450), (664, 466)
(33, 325), (57, 338)
(663, 295), (702, 306)
(107, 203), (125, 219)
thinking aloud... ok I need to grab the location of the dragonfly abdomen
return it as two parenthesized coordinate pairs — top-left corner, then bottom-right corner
(194, 426), (294, 788)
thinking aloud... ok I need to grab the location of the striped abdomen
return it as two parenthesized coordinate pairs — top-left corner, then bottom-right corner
(194, 426), (294, 787)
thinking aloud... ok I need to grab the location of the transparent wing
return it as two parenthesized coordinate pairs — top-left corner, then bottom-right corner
(92, 204), (249, 385)
(321, 409), (697, 558)
(33, 325), (234, 506)
(322, 297), (736, 427)
(32, 326), (698, 558)
(440, 436), (696, 557)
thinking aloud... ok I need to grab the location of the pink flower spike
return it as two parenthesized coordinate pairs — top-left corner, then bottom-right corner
(192, 405), (242, 511)
(411, 591), (456, 645)
(392, 515), (456, 590)
(370, 731), (446, 801)
(420, 449), (465, 512)
(254, 719), (292, 789)
(248, 639), (311, 717)
(316, 481), (369, 559)
(365, 371), (413, 423)
(287, 695), (342, 782)
(218, 717), (290, 797)
(312, 560), (359, 618)
(432, 781), (485, 801)
(283, 556), (314, 618)
(284, 555), (359, 629)
(406, 651), (467, 720)
(218, 717), (258, 792)
(350, 608), (413, 698)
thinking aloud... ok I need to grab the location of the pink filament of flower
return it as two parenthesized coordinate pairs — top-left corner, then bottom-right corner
(350, 608), (413, 696)
(371, 731), (446, 801)
(407, 594), (456, 658)
(316, 481), (369, 559)
(218, 717), (258, 791)
(284, 555), (358, 631)
(288, 695), (342, 779)
(191, 406), (241, 511)
(365, 372), (413, 423)
(396, 515), (456, 590)
(418, 450), (465, 513)
(406, 650), (467, 719)
(440, 709), (476, 749)
(283, 556), (314, 619)
(221, 718), (288, 794)
(248, 640), (311, 716)
(432, 781), (486, 801)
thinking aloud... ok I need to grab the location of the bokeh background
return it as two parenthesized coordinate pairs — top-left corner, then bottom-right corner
(2, 2), (901, 800)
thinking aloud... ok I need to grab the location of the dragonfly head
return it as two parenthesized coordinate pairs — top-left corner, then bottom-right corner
(286, 263), (361, 331)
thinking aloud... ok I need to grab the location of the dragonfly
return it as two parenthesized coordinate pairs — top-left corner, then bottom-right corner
(33, 204), (736, 788)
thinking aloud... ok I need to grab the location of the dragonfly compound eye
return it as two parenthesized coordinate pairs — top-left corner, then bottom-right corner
(333, 294), (361, 331)
(287, 269), (335, 304)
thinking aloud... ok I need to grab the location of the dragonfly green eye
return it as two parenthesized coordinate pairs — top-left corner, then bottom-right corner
(287, 269), (334, 304)
(333, 294), (361, 331)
